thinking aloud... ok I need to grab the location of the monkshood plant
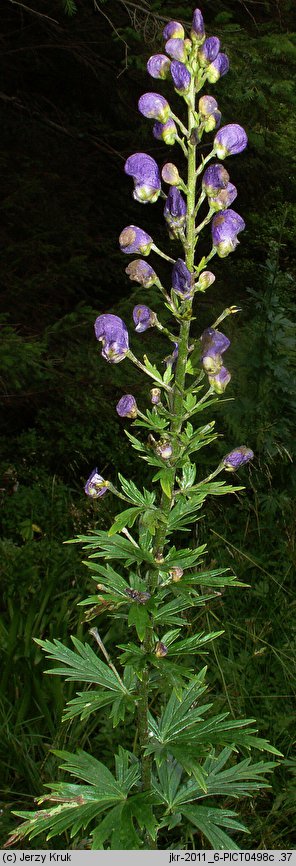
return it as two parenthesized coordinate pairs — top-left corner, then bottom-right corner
(7, 9), (281, 852)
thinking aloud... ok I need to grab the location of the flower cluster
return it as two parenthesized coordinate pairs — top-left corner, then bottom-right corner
(85, 6), (254, 499)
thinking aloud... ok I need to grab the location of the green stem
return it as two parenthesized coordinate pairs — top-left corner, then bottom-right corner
(137, 79), (198, 839)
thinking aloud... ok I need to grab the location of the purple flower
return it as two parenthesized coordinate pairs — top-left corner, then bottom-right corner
(94, 313), (129, 363)
(211, 209), (246, 257)
(208, 366), (231, 393)
(201, 327), (230, 372)
(199, 95), (218, 117)
(116, 394), (138, 418)
(150, 387), (161, 405)
(124, 153), (161, 204)
(161, 163), (181, 186)
(170, 60), (191, 93)
(198, 96), (221, 131)
(138, 92), (170, 123)
(147, 53), (171, 79)
(163, 20), (184, 40)
(202, 163), (229, 196)
(209, 182), (237, 211)
(153, 118), (177, 146)
(223, 446), (254, 472)
(214, 124), (248, 158)
(164, 187), (187, 236)
(191, 8), (205, 43)
(125, 259), (159, 288)
(207, 52), (229, 83)
(85, 469), (108, 498)
(198, 36), (220, 66)
(133, 304), (156, 333)
(165, 38), (187, 62)
(172, 258), (194, 299)
(119, 226), (153, 256)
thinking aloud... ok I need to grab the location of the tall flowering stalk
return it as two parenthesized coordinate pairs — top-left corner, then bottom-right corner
(7, 9), (281, 852)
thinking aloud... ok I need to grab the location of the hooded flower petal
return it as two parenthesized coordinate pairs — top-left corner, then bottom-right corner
(198, 36), (220, 66)
(214, 124), (248, 158)
(153, 118), (178, 145)
(223, 446), (254, 471)
(191, 8), (205, 43)
(211, 209), (245, 257)
(147, 53), (171, 79)
(170, 60), (191, 93)
(172, 258), (194, 299)
(208, 365), (231, 393)
(209, 182), (237, 211)
(207, 52), (229, 83)
(163, 20), (184, 40)
(94, 313), (129, 363)
(85, 469), (108, 498)
(116, 394), (138, 418)
(119, 226), (153, 256)
(164, 341), (179, 369)
(125, 259), (159, 288)
(138, 92), (170, 123)
(202, 163), (229, 196)
(165, 37), (187, 62)
(201, 326), (230, 363)
(199, 95), (219, 117)
(197, 270), (216, 291)
(150, 387), (161, 405)
(133, 304), (157, 333)
(124, 153), (161, 203)
(164, 187), (187, 236)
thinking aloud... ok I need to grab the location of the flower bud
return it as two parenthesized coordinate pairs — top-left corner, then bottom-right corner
(119, 226), (153, 256)
(147, 53), (171, 79)
(208, 365), (231, 393)
(94, 313), (129, 363)
(85, 469), (108, 498)
(153, 118), (178, 146)
(169, 566), (184, 582)
(223, 446), (254, 471)
(155, 641), (168, 657)
(124, 153), (161, 204)
(161, 163), (182, 186)
(202, 163), (229, 197)
(164, 342), (179, 369)
(150, 387), (161, 405)
(155, 440), (173, 460)
(165, 38), (187, 62)
(211, 209), (245, 257)
(214, 124), (248, 158)
(138, 92), (170, 123)
(164, 187), (187, 237)
(197, 271), (216, 291)
(204, 109), (221, 132)
(199, 95), (218, 118)
(125, 260), (159, 288)
(172, 258), (194, 299)
(133, 304), (157, 333)
(191, 8), (205, 44)
(207, 52), (229, 83)
(163, 20), (184, 40)
(209, 182), (237, 212)
(170, 60), (191, 94)
(116, 394), (138, 418)
(198, 37), (220, 66)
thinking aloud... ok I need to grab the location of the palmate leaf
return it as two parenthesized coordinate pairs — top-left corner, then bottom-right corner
(163, 543), (207, 570)
(90, 792), (159, 849)
(87, 532), (154, 566)
(63, 690), (116, 721)
(118, 474), (155, 506)
(35, 637), (130, 694)
(167, 630), (224, 656)
(180, 805), (247, 850)
(171, 750), (277, 806)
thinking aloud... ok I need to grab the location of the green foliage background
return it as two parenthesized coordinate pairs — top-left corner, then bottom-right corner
(0, 0), (295, 849)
